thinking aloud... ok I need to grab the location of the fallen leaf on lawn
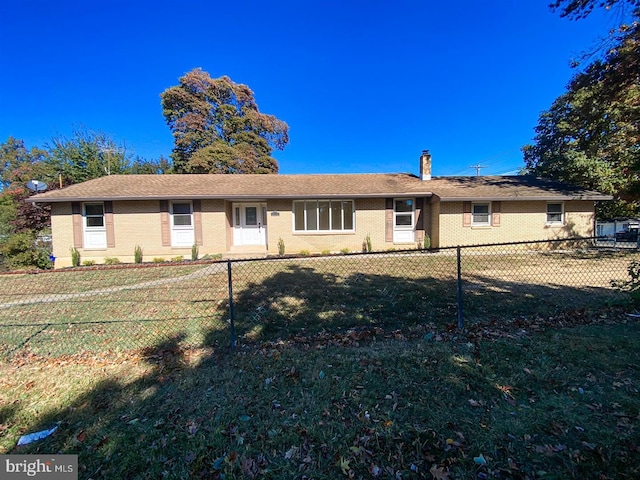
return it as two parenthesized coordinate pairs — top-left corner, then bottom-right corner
(430, 464), (450, 480)
(337, 456), (351, 475)
(285, 446), (299, 459)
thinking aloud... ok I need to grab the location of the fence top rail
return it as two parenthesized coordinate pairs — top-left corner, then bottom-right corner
(228, 236), (605, 264)
(0, 237), (609, 275)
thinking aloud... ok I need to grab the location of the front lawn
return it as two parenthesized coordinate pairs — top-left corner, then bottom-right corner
(1, 315), (638, 479)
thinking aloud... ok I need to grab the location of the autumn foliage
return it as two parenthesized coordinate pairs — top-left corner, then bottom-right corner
(161, 68), (289, 174)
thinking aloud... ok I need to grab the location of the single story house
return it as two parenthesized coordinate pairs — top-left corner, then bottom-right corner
(29, 152), (612, 268)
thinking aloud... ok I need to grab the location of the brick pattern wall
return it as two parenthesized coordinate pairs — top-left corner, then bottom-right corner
(435, 200), (595, 247)
(52, 200), (229, 268)
(50, 198), (596, 267)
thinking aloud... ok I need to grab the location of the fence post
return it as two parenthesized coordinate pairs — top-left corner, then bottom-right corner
(227, 260), (236, 349)
(457, 246), (464, 329)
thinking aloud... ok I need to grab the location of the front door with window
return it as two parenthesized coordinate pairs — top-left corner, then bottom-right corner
(233, 203), (267, 246)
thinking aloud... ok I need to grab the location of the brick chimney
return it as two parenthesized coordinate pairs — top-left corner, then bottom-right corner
(420, 150), (432, 181)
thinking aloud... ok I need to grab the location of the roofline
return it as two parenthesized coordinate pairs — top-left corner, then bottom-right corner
(437, 195), (613, 202)
(27, 192), (437, 203)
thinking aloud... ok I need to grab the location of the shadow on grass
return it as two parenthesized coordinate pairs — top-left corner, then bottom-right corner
(5, 259), (636, 478)
(225, 260), (626, 343)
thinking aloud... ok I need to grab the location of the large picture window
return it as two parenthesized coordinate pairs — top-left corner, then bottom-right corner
(294, 200), (354, 232)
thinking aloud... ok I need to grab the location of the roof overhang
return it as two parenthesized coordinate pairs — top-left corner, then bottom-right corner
(437, 195), (613, 202)
(27, 192), (436, 203)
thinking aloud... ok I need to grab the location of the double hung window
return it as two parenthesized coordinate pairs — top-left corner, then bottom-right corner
(546, 203), (563, 224)
(472, 203), (490, 226)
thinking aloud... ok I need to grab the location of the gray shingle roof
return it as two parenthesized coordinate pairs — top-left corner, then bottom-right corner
(28, 173), (612, 203)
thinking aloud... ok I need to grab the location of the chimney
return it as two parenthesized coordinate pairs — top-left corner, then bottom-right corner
(420, 150), (432, 181)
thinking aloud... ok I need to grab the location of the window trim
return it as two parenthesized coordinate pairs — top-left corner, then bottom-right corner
(471, 202), (491, 226)
(293, 199), (355, 232)
(394, 198), (415, 230)
(546, 202), (564, 225)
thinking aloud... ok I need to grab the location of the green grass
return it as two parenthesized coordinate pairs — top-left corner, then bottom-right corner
(1, 319), (639, 479)
(0, 249), (638, 358)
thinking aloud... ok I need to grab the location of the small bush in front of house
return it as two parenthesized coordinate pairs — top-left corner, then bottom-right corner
(201, 253), (222, 260)
(82, 260), (96, 266)
(134, 245), (143, 264)
(104, 257), (120, 265)
(277, 237), (285, 256)
(70, 247), (81, 267)
(0, 233), (53, 270)
(299, 250), (310, 256)
(365, 233), (372, 252)
(191, 244), (199, 261)
(423, 234), (431, 249)
(171, 256), (184, 262)
(321, 249), (331, 255)
(340, 248), (350, 254)
(152, 257), (166, 263)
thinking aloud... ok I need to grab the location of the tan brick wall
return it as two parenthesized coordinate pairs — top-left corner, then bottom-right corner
(50, 203), (74, 267)
(50, 197), (595, 267)
(51, 200), (229, 267)
(436, 200), (595, 247)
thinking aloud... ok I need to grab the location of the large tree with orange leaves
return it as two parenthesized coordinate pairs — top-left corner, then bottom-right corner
(160, 68), (289, 174)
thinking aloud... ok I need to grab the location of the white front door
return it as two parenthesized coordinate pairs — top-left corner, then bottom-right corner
(233, 203), (267, 246)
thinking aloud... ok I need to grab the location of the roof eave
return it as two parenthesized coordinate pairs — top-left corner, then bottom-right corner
(438, 195), (612, 202)
(28, 192), (436, 203)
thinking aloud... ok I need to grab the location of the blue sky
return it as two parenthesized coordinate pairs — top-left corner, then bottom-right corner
(0, 1), (615, 177)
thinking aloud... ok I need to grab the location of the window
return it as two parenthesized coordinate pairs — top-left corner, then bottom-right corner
(84, 203), (104, 228)
(394, 199), (414, 228)
(293, 200), (354, 232)
(172, 202), (192, 227)
(245, 206), (258, 226)
(472, 203), (490, 226)
(171, 201), (194, 247)
(547, 203), (563, 224)
(83, 203), (107, 249)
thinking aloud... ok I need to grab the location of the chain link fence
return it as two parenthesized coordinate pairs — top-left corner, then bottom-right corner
(0, 238), (637, 360)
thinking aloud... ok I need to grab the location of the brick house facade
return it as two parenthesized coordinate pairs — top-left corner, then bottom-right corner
(30, 153), (611, 268)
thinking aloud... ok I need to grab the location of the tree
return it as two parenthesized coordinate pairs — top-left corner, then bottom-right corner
(128, 156), (173, 175)
(523, 2), (640, 219)
(549, 0), (640, 20)
(46, 127), (132, 186)
(160, 68), (289, 174)
(0, 137), (51, 235)
(0, 137), (48, 191)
